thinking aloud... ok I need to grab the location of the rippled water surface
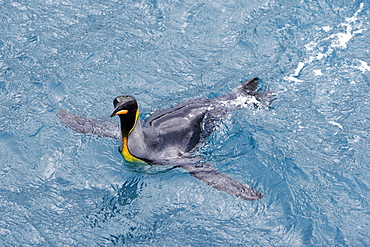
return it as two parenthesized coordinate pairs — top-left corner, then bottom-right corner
(1, 0), (370, 246)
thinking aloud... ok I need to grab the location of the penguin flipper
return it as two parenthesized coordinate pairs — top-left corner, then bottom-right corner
(178, 160), (263, 201)
(57, 109), (121, 140)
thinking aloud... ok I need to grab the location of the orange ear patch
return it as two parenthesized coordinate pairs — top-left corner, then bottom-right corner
(116, 109), (129, 115)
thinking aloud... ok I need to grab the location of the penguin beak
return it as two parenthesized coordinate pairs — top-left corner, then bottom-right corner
(110, 108), (128, 117)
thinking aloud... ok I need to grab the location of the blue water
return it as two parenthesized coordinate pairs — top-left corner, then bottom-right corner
(1, 0), (369, 245)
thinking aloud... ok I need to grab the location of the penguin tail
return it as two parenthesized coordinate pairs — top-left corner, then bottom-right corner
(235, 77), (275, 108)
(240, 76), (259, 93)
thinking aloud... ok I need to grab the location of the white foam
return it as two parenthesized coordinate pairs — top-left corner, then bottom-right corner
(285, 3), (366, 82)
(284, 75), (303, 82)
(293, 62), (305, 77)
(220, 94), (260, 109)
(316, 52), (326, 60)
(322, 26), (332, 32)
(328, 121), (343, 130)
(313, 70), (323, 76)
(304, 41), (317, 51)
(354, 59), (370, 72)
(346, 2), (365, 23)
(329, 24), (355, 49)
(284, 62), (305, 82)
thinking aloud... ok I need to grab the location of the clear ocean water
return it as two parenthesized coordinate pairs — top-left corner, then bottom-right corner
(1, 0), (369, 246)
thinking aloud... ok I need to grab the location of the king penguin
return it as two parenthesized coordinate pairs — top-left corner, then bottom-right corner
(58, 77), (271, 201)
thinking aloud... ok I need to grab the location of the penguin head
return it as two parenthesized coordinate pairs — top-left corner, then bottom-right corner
(110, 95), (139, 134)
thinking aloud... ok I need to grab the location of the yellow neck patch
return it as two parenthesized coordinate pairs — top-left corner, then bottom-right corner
(121, 109), (146, 164)
(121, 137), (146, 164)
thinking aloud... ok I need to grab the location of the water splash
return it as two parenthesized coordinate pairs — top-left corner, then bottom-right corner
(285, 3), (366, 82)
